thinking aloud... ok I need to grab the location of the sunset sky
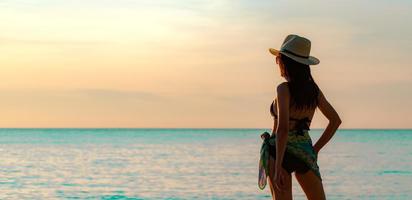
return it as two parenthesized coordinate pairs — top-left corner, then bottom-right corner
(0, 0), (411, 128)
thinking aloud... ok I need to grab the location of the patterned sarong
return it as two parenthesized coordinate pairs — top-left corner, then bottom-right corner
(258, 130), (322, 190)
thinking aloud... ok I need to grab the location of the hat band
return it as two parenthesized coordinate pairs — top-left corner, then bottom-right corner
(281, 49), (309, 59)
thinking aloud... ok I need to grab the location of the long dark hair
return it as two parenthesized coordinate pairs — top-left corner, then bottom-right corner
(281, 54), (320, 110)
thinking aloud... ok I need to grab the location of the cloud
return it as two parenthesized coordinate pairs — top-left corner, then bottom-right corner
(0, 37), (104, 46)
(72, 89), (164, 101)
(0, 88), (165, 102)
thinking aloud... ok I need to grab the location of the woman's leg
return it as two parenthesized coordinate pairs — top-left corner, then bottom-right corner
(267, 156), (293, 200)
(294, 170), (326, 200)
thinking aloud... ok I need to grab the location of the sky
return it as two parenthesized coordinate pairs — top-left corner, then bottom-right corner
(0, 0), (411, 128)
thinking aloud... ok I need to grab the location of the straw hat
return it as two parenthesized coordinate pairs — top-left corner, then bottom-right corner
(269, 34), (320, 65)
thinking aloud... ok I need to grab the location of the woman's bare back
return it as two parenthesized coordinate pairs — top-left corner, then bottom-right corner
(271, 98), (316, 131)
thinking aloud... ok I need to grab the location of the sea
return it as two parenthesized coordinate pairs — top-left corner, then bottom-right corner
(0, 128), (410, 200)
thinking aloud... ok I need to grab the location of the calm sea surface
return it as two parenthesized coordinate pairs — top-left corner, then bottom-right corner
(0, 128), (411, 200)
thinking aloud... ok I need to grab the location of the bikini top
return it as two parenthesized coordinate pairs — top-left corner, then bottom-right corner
(270, 100), (311, 136)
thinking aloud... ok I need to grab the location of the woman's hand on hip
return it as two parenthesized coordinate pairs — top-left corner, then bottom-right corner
(313, 145), (320, 155)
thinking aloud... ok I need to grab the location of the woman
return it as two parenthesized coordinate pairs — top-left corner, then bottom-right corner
(258, 34), (342, 200)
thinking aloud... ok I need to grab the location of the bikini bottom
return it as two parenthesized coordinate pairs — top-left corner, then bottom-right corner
(268, 142), (310, 174)
(258, 130), (322, 190)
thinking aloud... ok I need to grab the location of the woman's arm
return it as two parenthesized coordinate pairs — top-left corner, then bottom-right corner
(275, 83), (290, 168)
(313, 89), (342, 154)
(271, 99), (278, 135)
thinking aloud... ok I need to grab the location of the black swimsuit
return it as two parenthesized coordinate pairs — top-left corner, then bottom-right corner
(270, 100), (311, 134)
(269, 100), (311, 174)
(258, 100), (322, 189)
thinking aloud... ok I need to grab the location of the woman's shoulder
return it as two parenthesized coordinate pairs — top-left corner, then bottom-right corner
(276, 82), (290, 95)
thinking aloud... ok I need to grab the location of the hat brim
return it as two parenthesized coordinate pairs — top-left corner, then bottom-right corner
(269, 48), (320, 65)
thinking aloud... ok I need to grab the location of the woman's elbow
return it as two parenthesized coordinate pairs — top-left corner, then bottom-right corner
(330, 116), (342, 127)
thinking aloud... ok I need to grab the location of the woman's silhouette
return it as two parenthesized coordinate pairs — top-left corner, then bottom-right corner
(259, 34), (342, 200)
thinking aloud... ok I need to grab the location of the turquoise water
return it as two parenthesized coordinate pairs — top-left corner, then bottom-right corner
(0, 128), (411, 199)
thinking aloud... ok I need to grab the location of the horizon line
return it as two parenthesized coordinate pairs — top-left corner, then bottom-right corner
(0, 127), (411, 130)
